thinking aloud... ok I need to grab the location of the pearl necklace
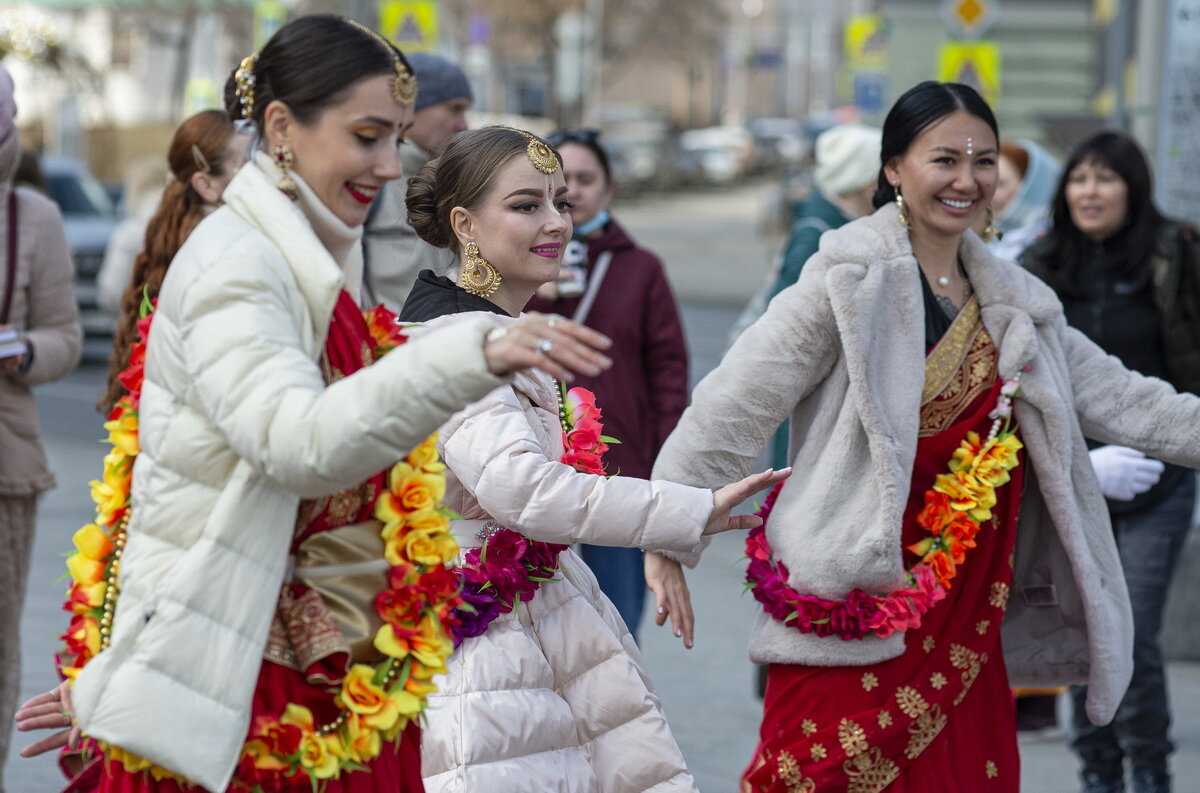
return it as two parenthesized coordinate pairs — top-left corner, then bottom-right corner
(937, 275), (951, 287)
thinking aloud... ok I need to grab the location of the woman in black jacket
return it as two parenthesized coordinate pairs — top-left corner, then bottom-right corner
(1021, 131), (1196, 793)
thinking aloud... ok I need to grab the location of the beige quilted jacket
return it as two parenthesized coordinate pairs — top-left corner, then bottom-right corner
(417, 313), (714, 793)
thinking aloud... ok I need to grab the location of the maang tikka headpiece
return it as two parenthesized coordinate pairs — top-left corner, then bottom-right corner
(344, 19), (418, 106)
(511, 129), (559, 175)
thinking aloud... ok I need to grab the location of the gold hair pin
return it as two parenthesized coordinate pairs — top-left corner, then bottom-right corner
(512, 129), (558, 175)
(344, 19), (418, 106)
(233, 52), (259, 119)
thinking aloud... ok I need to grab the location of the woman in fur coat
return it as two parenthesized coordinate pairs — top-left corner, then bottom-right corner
(650, 81), (1200, 793)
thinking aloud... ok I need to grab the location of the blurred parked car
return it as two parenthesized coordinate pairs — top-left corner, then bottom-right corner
(42, 156), (119, 336)
(747, 117), (808, 175)
(676, 126), (755, 186)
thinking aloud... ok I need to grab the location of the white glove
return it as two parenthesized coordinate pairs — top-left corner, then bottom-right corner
(1088, 445), (1165, 501)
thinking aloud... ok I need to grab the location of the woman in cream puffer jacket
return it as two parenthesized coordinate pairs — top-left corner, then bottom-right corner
(415, 315), (713, 793)
(400, 126), (786, 793)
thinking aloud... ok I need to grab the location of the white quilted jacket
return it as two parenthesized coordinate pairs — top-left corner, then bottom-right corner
(417, 314), (713, 793)
(70, 157), (510, 792)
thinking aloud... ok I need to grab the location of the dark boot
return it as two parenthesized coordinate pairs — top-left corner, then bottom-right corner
(1130, 768), (1170, 793)
(1081, 770), (1125, 793)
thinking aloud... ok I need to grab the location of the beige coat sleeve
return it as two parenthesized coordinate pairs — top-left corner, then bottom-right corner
(650, 265), (839, 565)
(1065, 322), (1200, 468)
(12, 190), (82, 388)
(440, 383), (713, 552)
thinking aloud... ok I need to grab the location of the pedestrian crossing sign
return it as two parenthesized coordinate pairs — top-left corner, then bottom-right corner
(936, 40), (1001, 105)
(380, 1), (439, 53)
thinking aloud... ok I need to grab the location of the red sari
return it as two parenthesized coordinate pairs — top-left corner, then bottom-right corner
(91, 292), (423, 793)
(742, 297), (1024, 793)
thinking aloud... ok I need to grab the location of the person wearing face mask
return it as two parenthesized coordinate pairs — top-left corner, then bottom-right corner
(521, 127), (689, 642)
(1021, 131), (1197, 793)
(399, 126), (788, 793)
(96, 109), (251, 415)
(14, 17), (614, 793)
(363, 54), (471, 311)
(649, 82), (1200, 792)
(0, 61), (83, 792)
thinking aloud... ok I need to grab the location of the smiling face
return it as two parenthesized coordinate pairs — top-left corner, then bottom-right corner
(1065, 157), (1129, 241)
(558, 142), (613, 230)
(451, 152), (571, 312)
(265, 73), (414, 227)
(883, 110), (999, 242)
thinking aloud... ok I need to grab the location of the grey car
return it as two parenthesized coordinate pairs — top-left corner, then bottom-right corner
(42, 156), (119, 336)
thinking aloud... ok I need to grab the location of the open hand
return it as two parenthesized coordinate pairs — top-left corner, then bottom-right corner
(483, 312), (612, 383)
(645, 551), (696, 649)
(703, 468), (791, 536)
(16, 680), (80, 757)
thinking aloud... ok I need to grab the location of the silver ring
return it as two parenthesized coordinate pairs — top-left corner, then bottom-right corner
(547, 315), (562, 329)
(485, 326), (509, 344)
(537, 338), (554, 354)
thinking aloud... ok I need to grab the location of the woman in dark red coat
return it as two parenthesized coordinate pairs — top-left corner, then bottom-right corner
(526, 129), (689, 642)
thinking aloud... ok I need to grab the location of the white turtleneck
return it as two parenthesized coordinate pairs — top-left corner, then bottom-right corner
(252, 149), (366, 298)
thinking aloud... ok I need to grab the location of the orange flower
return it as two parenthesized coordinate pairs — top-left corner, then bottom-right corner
(103, 409), (140, 457)
(926, 550), (956, 589)
(67, 581), (106, 615)
(915, 490), (954, 533)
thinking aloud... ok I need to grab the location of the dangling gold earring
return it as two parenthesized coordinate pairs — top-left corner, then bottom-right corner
(894, 186), (910, 228)
(271, 144), (299, 201)
(459, 242), (502, 297)
(981, 205), (1003, 242)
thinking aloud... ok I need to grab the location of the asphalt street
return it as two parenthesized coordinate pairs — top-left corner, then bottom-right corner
(5, 180), (1198, 792)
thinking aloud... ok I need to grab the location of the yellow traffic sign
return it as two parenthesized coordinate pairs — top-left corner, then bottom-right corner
(844, 14), (888, 69)
(380, 1), (439, 53)
(253, 1), (286, 49)
(941, 0), (997, 39)
(937, 40), (1001, 105)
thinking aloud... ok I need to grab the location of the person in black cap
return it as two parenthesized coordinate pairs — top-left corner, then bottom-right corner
(364, 53), (472, 309)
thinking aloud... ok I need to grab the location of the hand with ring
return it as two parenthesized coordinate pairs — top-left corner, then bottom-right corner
(15, 680), (82, 757)
(483, 312), (612, 382)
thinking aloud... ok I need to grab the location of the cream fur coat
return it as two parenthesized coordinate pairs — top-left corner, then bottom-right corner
(654, 202), (1200, 726)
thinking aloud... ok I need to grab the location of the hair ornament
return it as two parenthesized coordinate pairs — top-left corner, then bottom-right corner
(512, 129), (558, 175)
(344, 19), (418, 106)
(233, 52), (259, 120)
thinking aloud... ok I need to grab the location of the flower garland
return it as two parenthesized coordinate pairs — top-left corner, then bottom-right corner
(57, 304), (465, 790)
(744, 371), (1026, 641)
(451, 385), (613, 644)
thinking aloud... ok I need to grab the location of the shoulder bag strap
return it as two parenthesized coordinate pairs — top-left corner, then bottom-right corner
(1, 190), (17, 325)
(571, 251), (613, 326)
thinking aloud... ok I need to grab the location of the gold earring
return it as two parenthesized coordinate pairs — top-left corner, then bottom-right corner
(459, 242), (502, 297)
(271, 144), (299, 201)
(981, 205), (1003, 242)
(894, 188), (910, 228)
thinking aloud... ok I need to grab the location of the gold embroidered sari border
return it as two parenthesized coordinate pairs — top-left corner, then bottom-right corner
(921, 295), (982, 407)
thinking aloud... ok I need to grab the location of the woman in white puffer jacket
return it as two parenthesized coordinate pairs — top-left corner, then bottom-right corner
(398, 126), (787, 793)
(14, 18), (615, 793)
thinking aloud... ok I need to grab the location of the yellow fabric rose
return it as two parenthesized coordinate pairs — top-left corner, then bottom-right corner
(387, 526), (458, 567)
(297, 732), (341, 779)
(344, 715), (382, 764)
(387, 463), (446, 514)
(66, 553), (106, 587)
(104, 411), (140, 457)
(339, 664), (401, 731)
(408, 436), (446, 474)
(73, 524), (115, 560)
